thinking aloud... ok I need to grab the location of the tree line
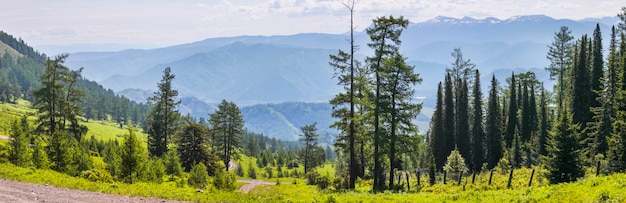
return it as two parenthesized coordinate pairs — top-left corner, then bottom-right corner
(331, 5), (626, 192)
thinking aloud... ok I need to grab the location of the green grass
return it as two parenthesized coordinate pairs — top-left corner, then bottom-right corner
(0, 100), (35, 136)
(82, 120), (147, 142)
(0, 162), (261, 202)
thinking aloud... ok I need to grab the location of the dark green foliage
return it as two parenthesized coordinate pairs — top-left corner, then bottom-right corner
(47, 131), (75, 173)
(146, 67), (181, 157)
(365, 15), (409, 191)
(428, 154), (436, 185)
(121, 126), (144, 184)
(512, 130), (522, 168)
(175, 122), (213, 172)
(470, 70), (484, 172)
(571, 35), (592, 132)
(32, 138), (50, 169)
(188, 162), (208, 189)
(504, 72), (518, 148)
(547, 110), (584, 184)
(299, 123), (321, 174)
(235, 163), (244, 177)
(455, 78), (470, 166)
(590, 24), (604, 111)
(164, 149), (183, 180)
(9, 116), (31, 167)
(441, 74), (455, 169)
(538, 86), (550, 157)
(102, 140), (121, 179)
(247, 161), (257, 179)
(380, 50), (422, 188)
(430, 82), (445, 170)
(485, 75), (503, 169)
(209, 100), (244, 170)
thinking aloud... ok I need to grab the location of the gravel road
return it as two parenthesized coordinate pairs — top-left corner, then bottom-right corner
(0, 179), (187, 203)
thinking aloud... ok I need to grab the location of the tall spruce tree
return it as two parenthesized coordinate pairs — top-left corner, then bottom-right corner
(456, 78), (471, 164)
(571, 35), (592, 156)
(364, 15), (408, 191)
(538, 85), (550, 157)
(430, 82), (446, 170)
(485, 75), (503, 169)
(470, 70), (485, 172)
(442, 73), (456, 170)
(504, 72), (518, 148)
(146, 67), (181, 157)
(547, 109), (584, 184)
(121, 126), (145, 184)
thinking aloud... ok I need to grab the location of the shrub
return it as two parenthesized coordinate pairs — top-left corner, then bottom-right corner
(80, 169), (114, 183)
(247, 162), (257, 179)
(305, 170), (320, 185)
(316, 175), (330, 190)
(235, 163), (244, 177)
(213, 171), (236, 191)
(444, 149), (467, 174)
(188, 163), (208, 189)
(496, 158), (511, 174)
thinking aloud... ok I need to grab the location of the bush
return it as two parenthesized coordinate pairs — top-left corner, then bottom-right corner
(188, 163), (208, 189)
(316, 175), (330, 190)
(305, 170), (320, 185)
(80, 169), (114, 183)
(247, 162), (257, 179)
(235, 163), (244, 177)
(213, 171), (236, 191)
(496, 158), (511, 174)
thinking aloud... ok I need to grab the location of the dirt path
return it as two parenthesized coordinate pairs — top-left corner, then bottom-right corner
(237, 180), (276, 193)
(0, 135), (11, 141)
(0, 178), (187, 203)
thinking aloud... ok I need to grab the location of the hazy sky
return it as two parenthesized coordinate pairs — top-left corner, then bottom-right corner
(1, 0), (624, 48)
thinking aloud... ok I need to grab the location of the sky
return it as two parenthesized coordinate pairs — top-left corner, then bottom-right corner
(1, 0), (624, 50)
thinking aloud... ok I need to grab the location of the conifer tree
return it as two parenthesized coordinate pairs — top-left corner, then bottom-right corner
(146, 67), (180, 157)
(430, 82), (445, 170)
(456, 79), (471, 164)
(592, 26), (618, 157)
(470, 70), (484, 172)
(121, 126), (144, 184)
(365, 15), (408, 191)
(9, 116), (31, 167)
(504, 72), (518, 148)
(485, 75), (503, 169)
(546, 26), (574, 111)
(547, 109), (584, 184)
(210, 100), (244, 170)
(300, 123), (320, 174)
(571, 36), (592, 155)
(442, 74), (456, 169)
(538, 85), (550, 157)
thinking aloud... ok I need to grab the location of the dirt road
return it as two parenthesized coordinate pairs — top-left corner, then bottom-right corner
(0, 178), (187, 203)
(237, 180), (276, 193)
(0, 135), (11, 141)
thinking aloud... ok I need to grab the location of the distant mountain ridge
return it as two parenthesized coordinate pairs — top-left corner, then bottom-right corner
(60, 15), (616, 140)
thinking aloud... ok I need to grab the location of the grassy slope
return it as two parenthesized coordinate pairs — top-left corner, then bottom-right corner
(2, 100), (626, 202)
(0, 41), (22, 58)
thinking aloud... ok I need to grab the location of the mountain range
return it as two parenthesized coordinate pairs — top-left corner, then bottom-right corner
(60, 15), (618, 141)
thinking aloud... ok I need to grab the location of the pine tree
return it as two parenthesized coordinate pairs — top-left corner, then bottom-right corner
(164, 149), (183, 180)
(485, 75), (503, 169)
(538, 85), (550, 157)
(210, 100), (244, 170)
(365, 15), (408, 191)
(456, 78), (471, 165)
(121, 125), (144, 184)
(380, 50), (422, 188)
(300, 123), (320, 174)
(430, 82), (446, 170)
(442, 74), (456, 169)
(470, 70), (485, 172)
(571, 35), (592, 155)
(176, 122), (211, 172)
(592, 26), (618, 157)
(146, 67), (181, 157)
(547, 109), (584, 184)
(504, 72), (518, 148)
(32, 138), (50, 169)
(590, 24), (604, 111)
(9, 116), (32, 167)
(546, 26), (574, 111)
